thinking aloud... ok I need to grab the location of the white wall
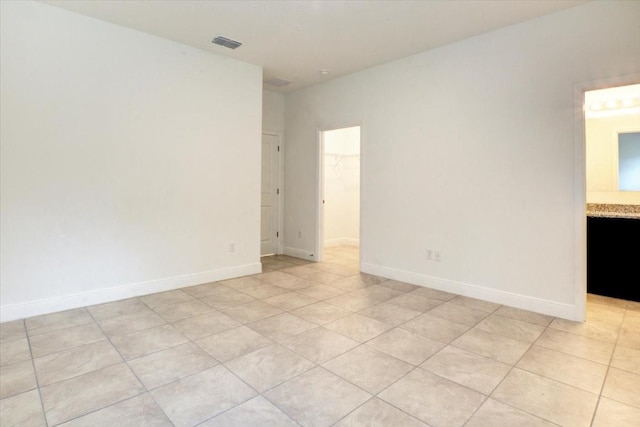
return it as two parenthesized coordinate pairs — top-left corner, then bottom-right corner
(324, 127), (360, 247)
(0, 1), (263, 322)
(284, 0), (640, 320)
(586, 113), (640, 204)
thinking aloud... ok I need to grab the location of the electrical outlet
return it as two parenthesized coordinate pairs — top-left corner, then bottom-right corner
(426, 249), (433, 260)
(229, 243), (235, 253)
(434, 251), (441, 262)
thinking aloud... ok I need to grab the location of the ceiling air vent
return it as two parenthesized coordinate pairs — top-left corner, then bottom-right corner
(212, 36), (242, 49)
(264, 77), (291, 88)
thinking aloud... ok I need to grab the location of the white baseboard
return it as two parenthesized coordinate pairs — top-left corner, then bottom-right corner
(283, 247), (316, 261)
(361, 262), (580, 321)
(324, 238), (360, 248)
(0, 263), (262, 323)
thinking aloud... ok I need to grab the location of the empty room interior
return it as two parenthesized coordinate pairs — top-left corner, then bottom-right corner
(1, 1), (639, 426)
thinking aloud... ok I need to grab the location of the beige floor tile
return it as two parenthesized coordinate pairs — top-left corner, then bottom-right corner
(128, 342), (218, 390)
(535, 328), (614, 364)
(452, 327), (531, 365)
(225, 343), (315, 392)
(0, 389), (46, 427)
(200, 396), (298, 427)
(34, 340), (122, 386)
(409, 287), (457, 301)
(549, 316), (621, 343)
(139, 290), (195, 309)
(297, 284), (347, 300)
(238, 284), (290, 300)
(0, 360), (37, 399)
(587, 294), (629, 309)
(324, 313), (392, 342)
(358, 302), (422, 326)
(308, 263), (360, 276)
(58, 393), (172, 427)
(98, 310), (166, 337)
(0, 338), (31, 367)
(330, 276), (374, 291)
(379, 368), (485, 427)
(448, 295), (501, 313)
(400, 313), (470, 344)
(40, 363), (144, 426)
(376, 279), (420, 292)
(300, 271), (344, 285)
(280, 327), (359, 364)
(268, 276), (316, 291)
(421, 346), (511, 394)
(264, 367), (371, 427)
(611, 345), (640, 374)
(86, 298), (148, 322)
(322, 345), (412, 394)
(475, 314), (546, 343)
(602, 367), (640, 408)
(358, 273), (388, 285)
(617, 325), (640, 350)
(110, 324), (188, 360)
(29, 323), (106, 358)
(195, 326), (273, 362)
(263, 291), (318, 311)
(367, 328), (444, 365)
(426, 302), (490, 327)
(386, 293), (443, 312)
(25, 308), (94, 336)
(221, 301), (283, 324)
(152, 299), (214, 322)
(626, 301), (640, 312)
(465, 398), (557, 427)
(200, 287), (256, 310)
(334, 397), (427, 427)
(281, 265), (319, 278)
(247, 313), (316, 342)
(171, 310), (241, 340)
(151, 365), (256, 427)
(351, 285), (404, 302)
(257, 271), (298, 284)
(592, 397), (640, 427)
(291, 302), (351, 325)
(181, 282), (224, 298)
(493, 305), (555, 327)
(220, 276), (264, 290)
(325, 293), (382, 312)
(492, 368), (598, 427)
(0, 320), (26, 343)
(516, 345), (607, 394)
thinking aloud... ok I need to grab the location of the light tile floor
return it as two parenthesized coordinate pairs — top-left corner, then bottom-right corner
(1, 245), (639, 426)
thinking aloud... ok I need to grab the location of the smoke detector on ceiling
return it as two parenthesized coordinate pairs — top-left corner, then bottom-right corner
(211, 36), (242, 49)
(264, 77), (292, 88)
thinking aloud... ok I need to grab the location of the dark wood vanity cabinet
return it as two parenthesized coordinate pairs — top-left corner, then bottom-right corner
(587, 216), (640, 302)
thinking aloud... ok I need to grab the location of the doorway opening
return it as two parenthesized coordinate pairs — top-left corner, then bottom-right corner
(583, 83), (640, 303)
(317, 126), (361, 264)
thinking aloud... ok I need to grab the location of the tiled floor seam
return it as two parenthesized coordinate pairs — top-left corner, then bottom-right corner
(23, 319), (49, 427)
(485, 320), (588, 427)
(588, 306), (628, 427)
(83, 309), (169, 426)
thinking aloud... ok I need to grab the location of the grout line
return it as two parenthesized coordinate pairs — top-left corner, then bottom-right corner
(23, 319), (50, 427)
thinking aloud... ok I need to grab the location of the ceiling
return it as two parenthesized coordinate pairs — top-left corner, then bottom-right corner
(42, 0), (589, 93)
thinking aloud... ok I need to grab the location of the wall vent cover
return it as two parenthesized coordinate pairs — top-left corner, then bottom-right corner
(212, 36), (242, 49)
(264, 77), (291, 87)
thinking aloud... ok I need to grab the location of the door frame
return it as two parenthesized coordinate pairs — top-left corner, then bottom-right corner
(573, 72), (640, 321)
(262, 130), (284, 255)
(315, 125), (363, 263)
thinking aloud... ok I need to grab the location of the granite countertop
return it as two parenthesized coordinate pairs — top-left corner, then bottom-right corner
(587, 203), (640, 220)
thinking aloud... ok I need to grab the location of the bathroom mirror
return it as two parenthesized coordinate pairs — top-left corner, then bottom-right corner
(618, 131), (640, 191)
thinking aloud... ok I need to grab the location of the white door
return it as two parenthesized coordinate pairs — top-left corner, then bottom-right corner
(261, 132), (280, 255)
